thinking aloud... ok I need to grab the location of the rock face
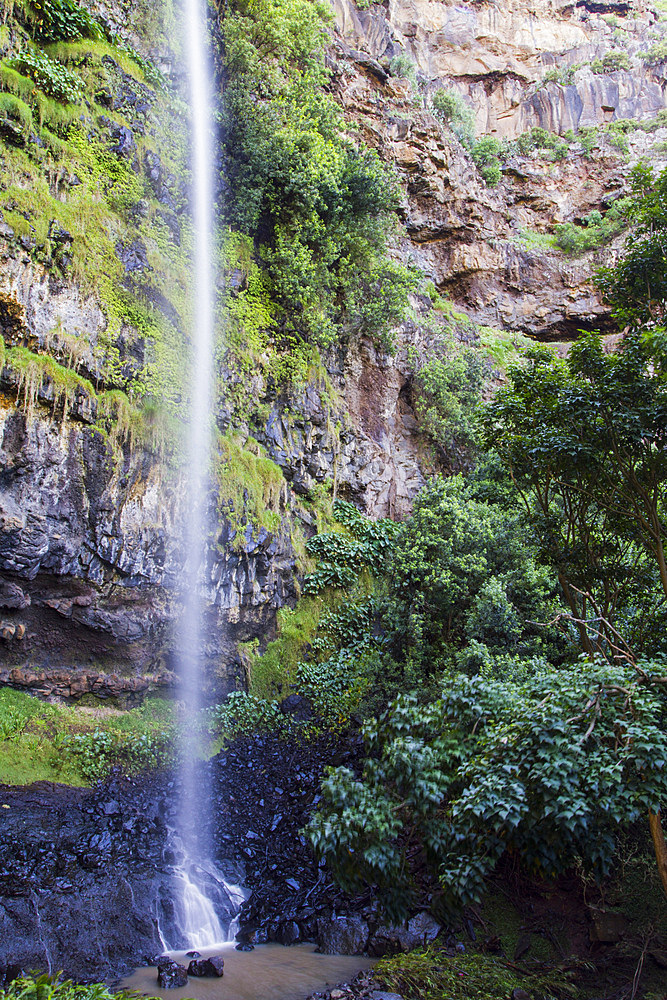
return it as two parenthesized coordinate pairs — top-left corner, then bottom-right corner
(0, 0), (665, 695)
(333, 0), (667, 137)
(0, 778), (177, 981)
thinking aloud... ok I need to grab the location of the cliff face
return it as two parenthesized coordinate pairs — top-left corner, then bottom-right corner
(0, 0), (665, 702)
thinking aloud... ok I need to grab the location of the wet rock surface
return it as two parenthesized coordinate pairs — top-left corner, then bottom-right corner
(0, 776), (179, 982)
(209, 732), (442, 956)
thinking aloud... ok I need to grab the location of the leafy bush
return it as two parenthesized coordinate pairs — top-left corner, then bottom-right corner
(590, 50), (631, 74)
(62, 726), (174, 781)
(307, 659), (667, 917)
(471, 136), (502, 185)
(409, 343), (486, 469)
(22, 0), (103, 43)
(639, 41), (667, 65)
(220, 0), (415, 356)
(209, 691), (286, 737)
(8, 48), (83, 103)
(554, 199), (630, 255)
(389, 51), (417, 83)
(431, 87), (474, 144)
(541, 64), (578, 86)
(303, 499), (398, 594)
(596, 162), (667, 324)
(388, 474), (562, 673)
(510, 126), (569, 160)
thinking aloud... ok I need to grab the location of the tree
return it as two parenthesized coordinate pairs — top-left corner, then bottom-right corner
(485, 334), (667, 656)
(307, 659), (667, 916)
(596, 162), (667, 325)
(388, 474), (564, 673)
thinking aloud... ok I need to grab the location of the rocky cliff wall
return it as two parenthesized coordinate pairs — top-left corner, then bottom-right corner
(0, 0), (666, 703)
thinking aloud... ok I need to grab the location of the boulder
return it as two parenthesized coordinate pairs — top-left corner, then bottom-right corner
(157, 960), (188, 988)
(187, 956), (224, 977)
(317, 913), (369, 955)
(368, 912), (441, 956)
(588, 907), (628, 943)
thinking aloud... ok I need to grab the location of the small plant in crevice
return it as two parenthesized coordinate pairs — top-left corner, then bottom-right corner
(431, 86), (475, 145)
(590, 50), (631, 74)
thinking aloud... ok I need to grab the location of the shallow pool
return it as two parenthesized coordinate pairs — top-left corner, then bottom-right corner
(122, 943), (374, 1000)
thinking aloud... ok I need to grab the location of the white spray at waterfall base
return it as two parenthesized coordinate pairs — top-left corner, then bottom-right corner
(171, 0), (244, 949)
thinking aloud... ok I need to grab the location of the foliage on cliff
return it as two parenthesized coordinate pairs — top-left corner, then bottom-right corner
(217, 0), (416, 382)
(0, 1), (189, 421)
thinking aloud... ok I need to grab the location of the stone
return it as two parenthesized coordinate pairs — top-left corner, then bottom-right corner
(588, 908), (628, 943)
(157, 961), (188, 988)
(317, 914), (370, 955)
(369, 912), (441, 956)
(276, 920), (300, 946)
(369, 993), (405, 1000)
(279, 693), (314, 721)
(235, 942), (254, 952)
(185, 950), (201, 958)
(187, 956), (224, 977)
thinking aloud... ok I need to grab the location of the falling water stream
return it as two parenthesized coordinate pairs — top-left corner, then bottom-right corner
(170, 0), (244, 948)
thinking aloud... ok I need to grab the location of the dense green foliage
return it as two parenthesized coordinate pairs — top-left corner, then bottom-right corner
(408, 340), (486, 469)
(554, 201), (630, 255)
(304, 168), (667, 921)
(0, 975), (138, 1000)
(597, 163), (667, 324)
(218, 0), (415, 361)
(431, 87), (474, 144)
(486, 334), (667, 652)
(308, 658), (667, 917)
(388, 472), (564, 676)
(22, 0), (103, 44)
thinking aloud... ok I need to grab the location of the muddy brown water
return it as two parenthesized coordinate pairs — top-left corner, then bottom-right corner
(122, 944), (375, 1000)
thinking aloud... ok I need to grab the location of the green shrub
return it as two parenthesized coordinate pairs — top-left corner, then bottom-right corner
(554, 199), (631, 255)
(220, 0), (414, 357)
(389, 51), (417, 83)
(590, 50), (631, 74)
(303, 499), (398, 594)
(639, 41), (667, 65)
(471, 135), (502, 185)
(431, 87), (474, 143)
(62, 717), (175, 782)
(541, 64), (578, 86)
(8, 48), (83, 103)
(209, 691), (286, 737)
(388, 474), (561, 672)
(409, 343), (486, 469)
(22, 0), (104, 44)
(308, 659), (667, 917)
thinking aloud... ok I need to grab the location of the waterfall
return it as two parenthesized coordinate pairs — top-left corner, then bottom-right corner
(171, 0), (244, 949)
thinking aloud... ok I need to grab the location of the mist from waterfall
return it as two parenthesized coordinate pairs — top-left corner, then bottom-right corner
(171, 0), (244, 949)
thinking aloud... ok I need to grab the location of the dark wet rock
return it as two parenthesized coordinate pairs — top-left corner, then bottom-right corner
(188, 956), (225, 977)
(318, 915), (370, 956)
(280, 693), (314, 721)
(0, 776), (185, 981)
(235, 942), (254, 952)
(276, 920), (301, 946)
(368, 912), (441, 956)
(116, 238), (151, 274)
(185, 950), (201, 958)
(157, 960), (189, 988)
(588, 907), (628, 943)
